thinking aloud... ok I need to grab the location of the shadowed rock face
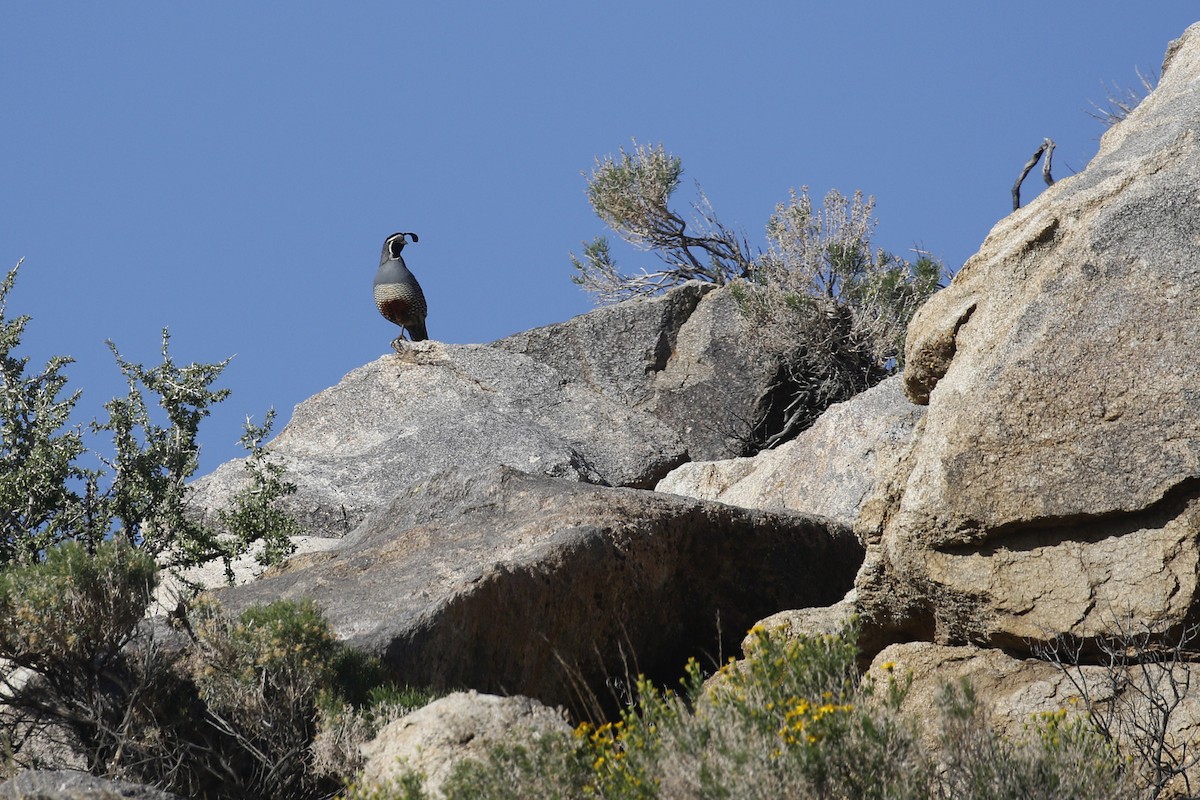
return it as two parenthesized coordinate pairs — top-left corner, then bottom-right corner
(856, 22), (1200, 654)
(657, 375), (925, 530)
(214, 467), (862, 715)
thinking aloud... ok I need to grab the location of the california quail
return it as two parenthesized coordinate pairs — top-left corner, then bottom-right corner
(373, 231), (429, 343)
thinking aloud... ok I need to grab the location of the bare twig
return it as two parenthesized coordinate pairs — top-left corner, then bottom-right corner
(1088, 67), (1157, 127)
(1034, 617), (1200, 798)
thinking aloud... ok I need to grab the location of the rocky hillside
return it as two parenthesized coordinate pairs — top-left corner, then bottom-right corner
(836, 21), (1200, 780)
(18, 20), (1199, 800)
(193, 275), (870, 713)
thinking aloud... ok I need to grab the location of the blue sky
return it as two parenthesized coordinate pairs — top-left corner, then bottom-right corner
(2, 5), (1195, 474)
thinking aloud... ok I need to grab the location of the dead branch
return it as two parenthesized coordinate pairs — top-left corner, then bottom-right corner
(1012, 138), (1056, 211)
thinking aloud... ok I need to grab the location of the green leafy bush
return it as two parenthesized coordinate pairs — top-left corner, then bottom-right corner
(0, 260), (417, 797)
(183, 597), (436, 799)
(215, 408), (301, 581)
(183, 598), (341, 799)
(0, 258), (299, 576)
(0, 538), (157, 666)
(0, 261), (88, 564)
(0, 539), (165, 773)
(0, 571), (428, 799)
(95, 329), (231, 570)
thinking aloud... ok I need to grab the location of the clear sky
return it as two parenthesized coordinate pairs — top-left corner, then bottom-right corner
(2, 5), (1195, 474)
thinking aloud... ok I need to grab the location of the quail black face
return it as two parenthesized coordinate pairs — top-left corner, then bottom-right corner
(384, 231), (419, 260)
(385, 234), (406, 259)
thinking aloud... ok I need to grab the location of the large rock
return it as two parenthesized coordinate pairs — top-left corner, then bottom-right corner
(359, 691), (570, 799)
(857, 23), (1200, 654)
(191, 340), (688, 538)
(656, 376), (924, 528)
(866, 643), (1088, 740)
(213, 466), (862, 713)
(742, 593), (859, 654)
(497, 281), (786, 461)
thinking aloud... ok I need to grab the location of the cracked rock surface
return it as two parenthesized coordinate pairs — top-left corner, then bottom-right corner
(213, 466), (861, 713)
(856, 21), (1200, 655)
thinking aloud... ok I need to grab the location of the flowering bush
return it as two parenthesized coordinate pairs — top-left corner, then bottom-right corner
(419, 621), (1133, 800)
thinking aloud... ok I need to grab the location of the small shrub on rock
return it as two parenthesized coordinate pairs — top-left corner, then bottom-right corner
(571, 144), (944, 447)
(0, 539), (161, 773)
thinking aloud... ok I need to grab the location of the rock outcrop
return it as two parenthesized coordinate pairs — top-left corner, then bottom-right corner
(657, 376), (924, 529)
(190, 342), (686, 539)
(168, 26), (1200, 797)
(496, 280), (784, 462)
(214, 466), (861, 714)
(360, 691), (571, 798)
(865, 639), (1200, 799)
(192, 281), (796, 540)
(855, 22), (1200, 656)
(864, 643), (1094, 740)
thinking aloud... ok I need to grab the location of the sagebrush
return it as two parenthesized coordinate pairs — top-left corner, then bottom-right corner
(572, 142), (943, 448)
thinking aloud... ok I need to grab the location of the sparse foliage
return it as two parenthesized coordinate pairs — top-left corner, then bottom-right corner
(571, 141), (754, 302)
(935, 679), (1130, 800)
(736, 187), (942, 445)
(0, 557), (425, 800)
(312, 678), (432, 787)
(0, 260), (366, 796)
(395, 623), (1132, 800)
(1038, 619), (1200, 799)
(756, 187), (941, 364)
(1089, 68), (1157, 127)
(215, 408), (301, 583)
(94, 329), (231, 572)
(572, 144), (944, 448)
(0, 259), (299, 577)
(0, 539), (159, 773)
(0, 260), (87, 565)
(185, 597), (341, 799)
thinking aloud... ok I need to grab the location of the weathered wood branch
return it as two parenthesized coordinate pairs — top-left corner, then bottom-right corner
(1012, 138), (1057, 210)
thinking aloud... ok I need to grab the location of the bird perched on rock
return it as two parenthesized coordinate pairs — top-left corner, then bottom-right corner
(374, 231), (428, 343)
